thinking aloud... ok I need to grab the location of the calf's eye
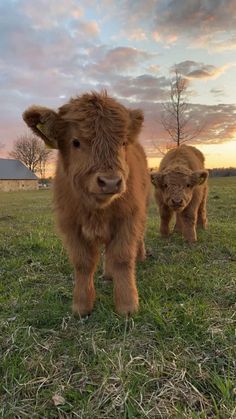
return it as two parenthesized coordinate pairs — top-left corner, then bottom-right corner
(72, 139), (80, 148)
(164, 184), (168, 189)
(187, 184), (190, 188)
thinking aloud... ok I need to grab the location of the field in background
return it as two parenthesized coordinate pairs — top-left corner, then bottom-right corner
(0, 178), (236, 418)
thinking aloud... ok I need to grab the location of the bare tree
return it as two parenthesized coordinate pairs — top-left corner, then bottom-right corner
(151, 139), (176, 156)
(9, 133), (52, 176)
(161, 68), (201, 146)
(37, 147), (52, 179)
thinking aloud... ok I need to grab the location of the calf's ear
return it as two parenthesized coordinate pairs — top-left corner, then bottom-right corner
(22, 106), (59, 149)
(150, 171), (163, 187)
(127, 109), (144, 143)
(191, 170), (209, 185)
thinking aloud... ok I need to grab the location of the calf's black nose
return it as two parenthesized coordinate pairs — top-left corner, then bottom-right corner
(97, 176), (122, 194)
(171, 198), (183, 206)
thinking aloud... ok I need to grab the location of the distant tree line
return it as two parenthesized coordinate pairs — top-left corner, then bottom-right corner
(150, 166), (236, 177)
(208, 167), (236, 177)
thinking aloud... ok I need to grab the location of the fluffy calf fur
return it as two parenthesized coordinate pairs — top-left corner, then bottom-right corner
(151, 145), (208, 242)
(23, 91), (150, 316)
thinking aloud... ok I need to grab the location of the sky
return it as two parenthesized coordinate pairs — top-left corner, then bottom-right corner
(0, 0), (236, 169)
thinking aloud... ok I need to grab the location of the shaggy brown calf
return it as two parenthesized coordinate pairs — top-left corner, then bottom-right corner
(23, 91), (150, 316)
(151, 145), (208, 242)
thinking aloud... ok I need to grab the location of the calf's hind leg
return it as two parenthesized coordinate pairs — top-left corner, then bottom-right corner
(137, 238), (146, 261)
(137, 217), (147, 261)
(103, 254), (113, 281)
(104, 236), (146, 280)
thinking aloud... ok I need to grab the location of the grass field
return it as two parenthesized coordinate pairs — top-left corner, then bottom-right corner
(0, 177), (236, 418)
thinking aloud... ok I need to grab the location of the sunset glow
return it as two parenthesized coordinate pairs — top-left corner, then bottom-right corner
(148, 140), (236, 169)
(0, 0), (236, 169)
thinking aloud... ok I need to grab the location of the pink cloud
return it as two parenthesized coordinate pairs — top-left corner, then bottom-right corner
(23, 0), (84, 29)
(72, 20), (100, 37)
(174, 61), (231, 80)
(88, 47), (156, 75)
(128, 28), (147, 41)
(153, 0), (236, 50)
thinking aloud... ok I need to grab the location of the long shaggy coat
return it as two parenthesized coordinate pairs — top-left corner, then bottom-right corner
(151, 145), (208, 242)
(23, 91), (150, 316)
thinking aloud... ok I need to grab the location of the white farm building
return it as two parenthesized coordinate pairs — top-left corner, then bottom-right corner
(0, 158), (38, 191)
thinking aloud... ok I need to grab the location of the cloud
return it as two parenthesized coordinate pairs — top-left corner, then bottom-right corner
(78, 46), (158, 89)
(105, 0), (157, 26)
(207, 35), (236, 52)
(22, 0), (84, 29)
(74, 21), (100, 37)
(0, 0), (235, 162)
(138, 101), (236, 158)
(99, 0), (236, 52)
(93, 0), (157, 44)
(152, 0), (236, 50)
(153, 31), (177, 45)
(193, 104), (236, 143)
(0, 0), (104, 110)
(90, 47), (155, 74)
(174, 61), (230, 79)
(113, 74), (169, 102)
(146, 64), (161, 74)
(128, 28), (147, 41)
(0, 1), (100, 74)
(210, 88), (226, 97)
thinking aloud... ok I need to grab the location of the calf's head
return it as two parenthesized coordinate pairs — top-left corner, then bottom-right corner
(23, 92), (143, 208)
(151, 167), (208, 211)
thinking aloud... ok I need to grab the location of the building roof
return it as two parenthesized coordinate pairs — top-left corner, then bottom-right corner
(0, 158), (38, 180)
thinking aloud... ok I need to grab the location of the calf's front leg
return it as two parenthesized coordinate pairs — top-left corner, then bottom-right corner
(159, 205), (173, 237)
(197, 187), (208, 230)
(173, 213), (182, 233)
(73, 266), (96, 317)
(180, 209), (197, 243)
(68, 237), (99, 317)
(106, 238), (139, 316)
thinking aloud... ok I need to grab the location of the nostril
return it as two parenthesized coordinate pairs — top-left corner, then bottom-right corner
(97, 176), (107, 188)
(116, 177), (122, 187)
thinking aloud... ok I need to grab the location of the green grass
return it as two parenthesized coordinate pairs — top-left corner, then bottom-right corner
(0, 177), (236, 418)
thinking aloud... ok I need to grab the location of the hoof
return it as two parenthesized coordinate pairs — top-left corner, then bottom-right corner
(146, 248), (154, 258)
(115, 298), (139, 316)
(72, 302), (94, 318)
(100, 274), (113, 282)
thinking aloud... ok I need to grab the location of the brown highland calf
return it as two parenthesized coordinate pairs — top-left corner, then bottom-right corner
(23, 91), (150, 316)
(151, 145), (208, 242)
